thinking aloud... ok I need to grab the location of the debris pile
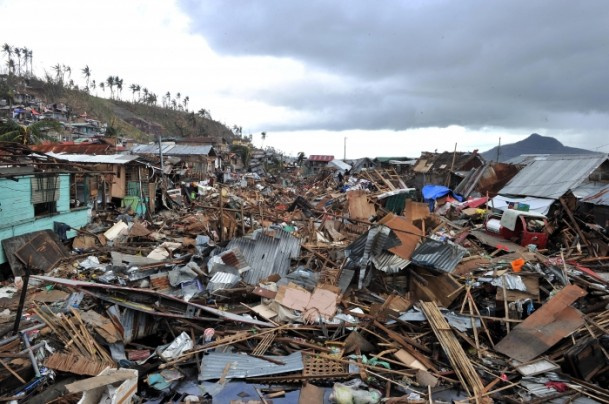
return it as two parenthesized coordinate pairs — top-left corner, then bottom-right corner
(1, 164), (609, 403)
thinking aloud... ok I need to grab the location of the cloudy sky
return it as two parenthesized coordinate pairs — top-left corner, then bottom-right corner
(1, 0), (609, 157)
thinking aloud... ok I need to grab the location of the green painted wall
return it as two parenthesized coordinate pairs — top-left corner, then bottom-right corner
(0, 174), (90, 264)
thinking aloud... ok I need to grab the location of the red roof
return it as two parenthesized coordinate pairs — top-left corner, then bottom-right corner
(30, 143), (114, 155)
(308, 155), (334, 162)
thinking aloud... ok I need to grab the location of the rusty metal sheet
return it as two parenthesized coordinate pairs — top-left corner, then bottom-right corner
(15, 232), (66, 272)
(2, 230), (68, 276)
(495, 284), (587, 362)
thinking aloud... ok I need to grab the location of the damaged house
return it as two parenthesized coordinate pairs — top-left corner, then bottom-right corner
(44, 152), (158, 214)
(131, 142), (218, 181)
(411, 150), (485, 191)
(0, 143), (92, 265)
(491, 153), (609, 216)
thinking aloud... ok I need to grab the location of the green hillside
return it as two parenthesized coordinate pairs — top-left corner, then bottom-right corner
(5, 75), (234, 142)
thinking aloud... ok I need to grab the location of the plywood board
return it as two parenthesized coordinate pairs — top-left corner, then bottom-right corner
(347, 190), (375, 220)
(378, 213), (423, 260)
(495, 285), (587, 362)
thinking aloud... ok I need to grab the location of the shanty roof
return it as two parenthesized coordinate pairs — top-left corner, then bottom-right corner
(308, 155), (334, 162)
(45, 152), (140, 165)
(374, 156), (413, 163)
(413, 151), (483, 174)
(131, 143), (215, 156)
(30, 143), (114, 155)
(131, 143), (175, 155)
(165, 144), (215, 156)
(504, 154), (551, 166)
(498, 154), (609, 199)
(582, 184), (609, 206)
(328, 159), (352, 171)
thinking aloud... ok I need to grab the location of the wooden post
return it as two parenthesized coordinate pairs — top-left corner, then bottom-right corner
(501, 275), (511, 333)
(219, 186), (224, 242)
(240, 202), (246, 236)
(446, 142), (457, 186)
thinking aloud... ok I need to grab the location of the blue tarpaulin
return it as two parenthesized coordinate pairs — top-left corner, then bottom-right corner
(422, 185), (463, 211)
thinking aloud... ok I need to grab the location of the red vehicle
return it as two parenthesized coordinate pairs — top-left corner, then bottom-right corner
(485, 209), (549, 249)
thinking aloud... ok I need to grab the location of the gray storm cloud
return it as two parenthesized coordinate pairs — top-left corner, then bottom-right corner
(179, 0), (609, 135)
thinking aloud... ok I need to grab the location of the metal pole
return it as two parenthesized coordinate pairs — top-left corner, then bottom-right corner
(158, 134), (165, 194)
(496, 137), (501, 162)
(12, 267), (30, 335)
(343, 136), (347, 160)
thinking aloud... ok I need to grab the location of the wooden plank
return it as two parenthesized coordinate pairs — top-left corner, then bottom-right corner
(495, 284), (587, 362)
(65, 369), (136, 393)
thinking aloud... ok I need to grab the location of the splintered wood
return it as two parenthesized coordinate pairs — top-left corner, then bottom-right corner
(44, 352), (111, 376)
(34, 304), (115, 374)
(419, 301), (487, 401)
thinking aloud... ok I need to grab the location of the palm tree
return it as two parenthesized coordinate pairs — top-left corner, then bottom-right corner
(21, 47), (29, 76)
(63, 65), (71, 81)
(6, 59), (15, 75)
(171, 99), (177, 110)
(115, 76), (123, 100)
(261, 131), (267, 148)
(27, 49), (33, 76)
(52, 63), (62, 82)
(129, 83), (139, 102)
(91, 79), (96, 95)
(147, 93), (157, 106)
(183, 96), (189, 110)
(1, 43), (12, 67)
(0, 120), (62, 145)
(142, 87), (149, 103)
(106, 76), (115, 98)
(197, 108), (210, 119)
(296, 152), (306, 166)
(99, 81), (105, 94)
(14, 48), (21, 76)
(81, 65), (91, 91)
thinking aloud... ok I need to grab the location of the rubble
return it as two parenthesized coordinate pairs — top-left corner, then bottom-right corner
(1, 144), (609, 403)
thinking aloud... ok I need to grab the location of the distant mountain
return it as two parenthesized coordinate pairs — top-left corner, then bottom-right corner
(481, 133), (596, 163)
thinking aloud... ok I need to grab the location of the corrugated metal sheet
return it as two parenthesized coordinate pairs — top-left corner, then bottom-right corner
(46, 152), (139, 165)
(410, 239), (467, 274)
(131, 143), (214, 156)
(199, 351), (303, 380)
(370, 251), (410, 274)
(207, 272), (240, 292)
(499, 154), (608, 199)
(131, 143), (175, 155)
(328, 159), (352, 171)
(572, 181), (608, 199)
(225, 228), (301, 285)
(582, 184), (609, 206)
(216, 247), (251, 273)
(308, 155), (334, 162)
(345, 225), (403, 272)
(31, 143), (114, 154)
(167, 144), (214, 156)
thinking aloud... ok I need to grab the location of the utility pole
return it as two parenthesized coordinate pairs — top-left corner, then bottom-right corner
(158, 134), (165, 190)
(496, 137), (501, 162)
(343, 136), (347, 160)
